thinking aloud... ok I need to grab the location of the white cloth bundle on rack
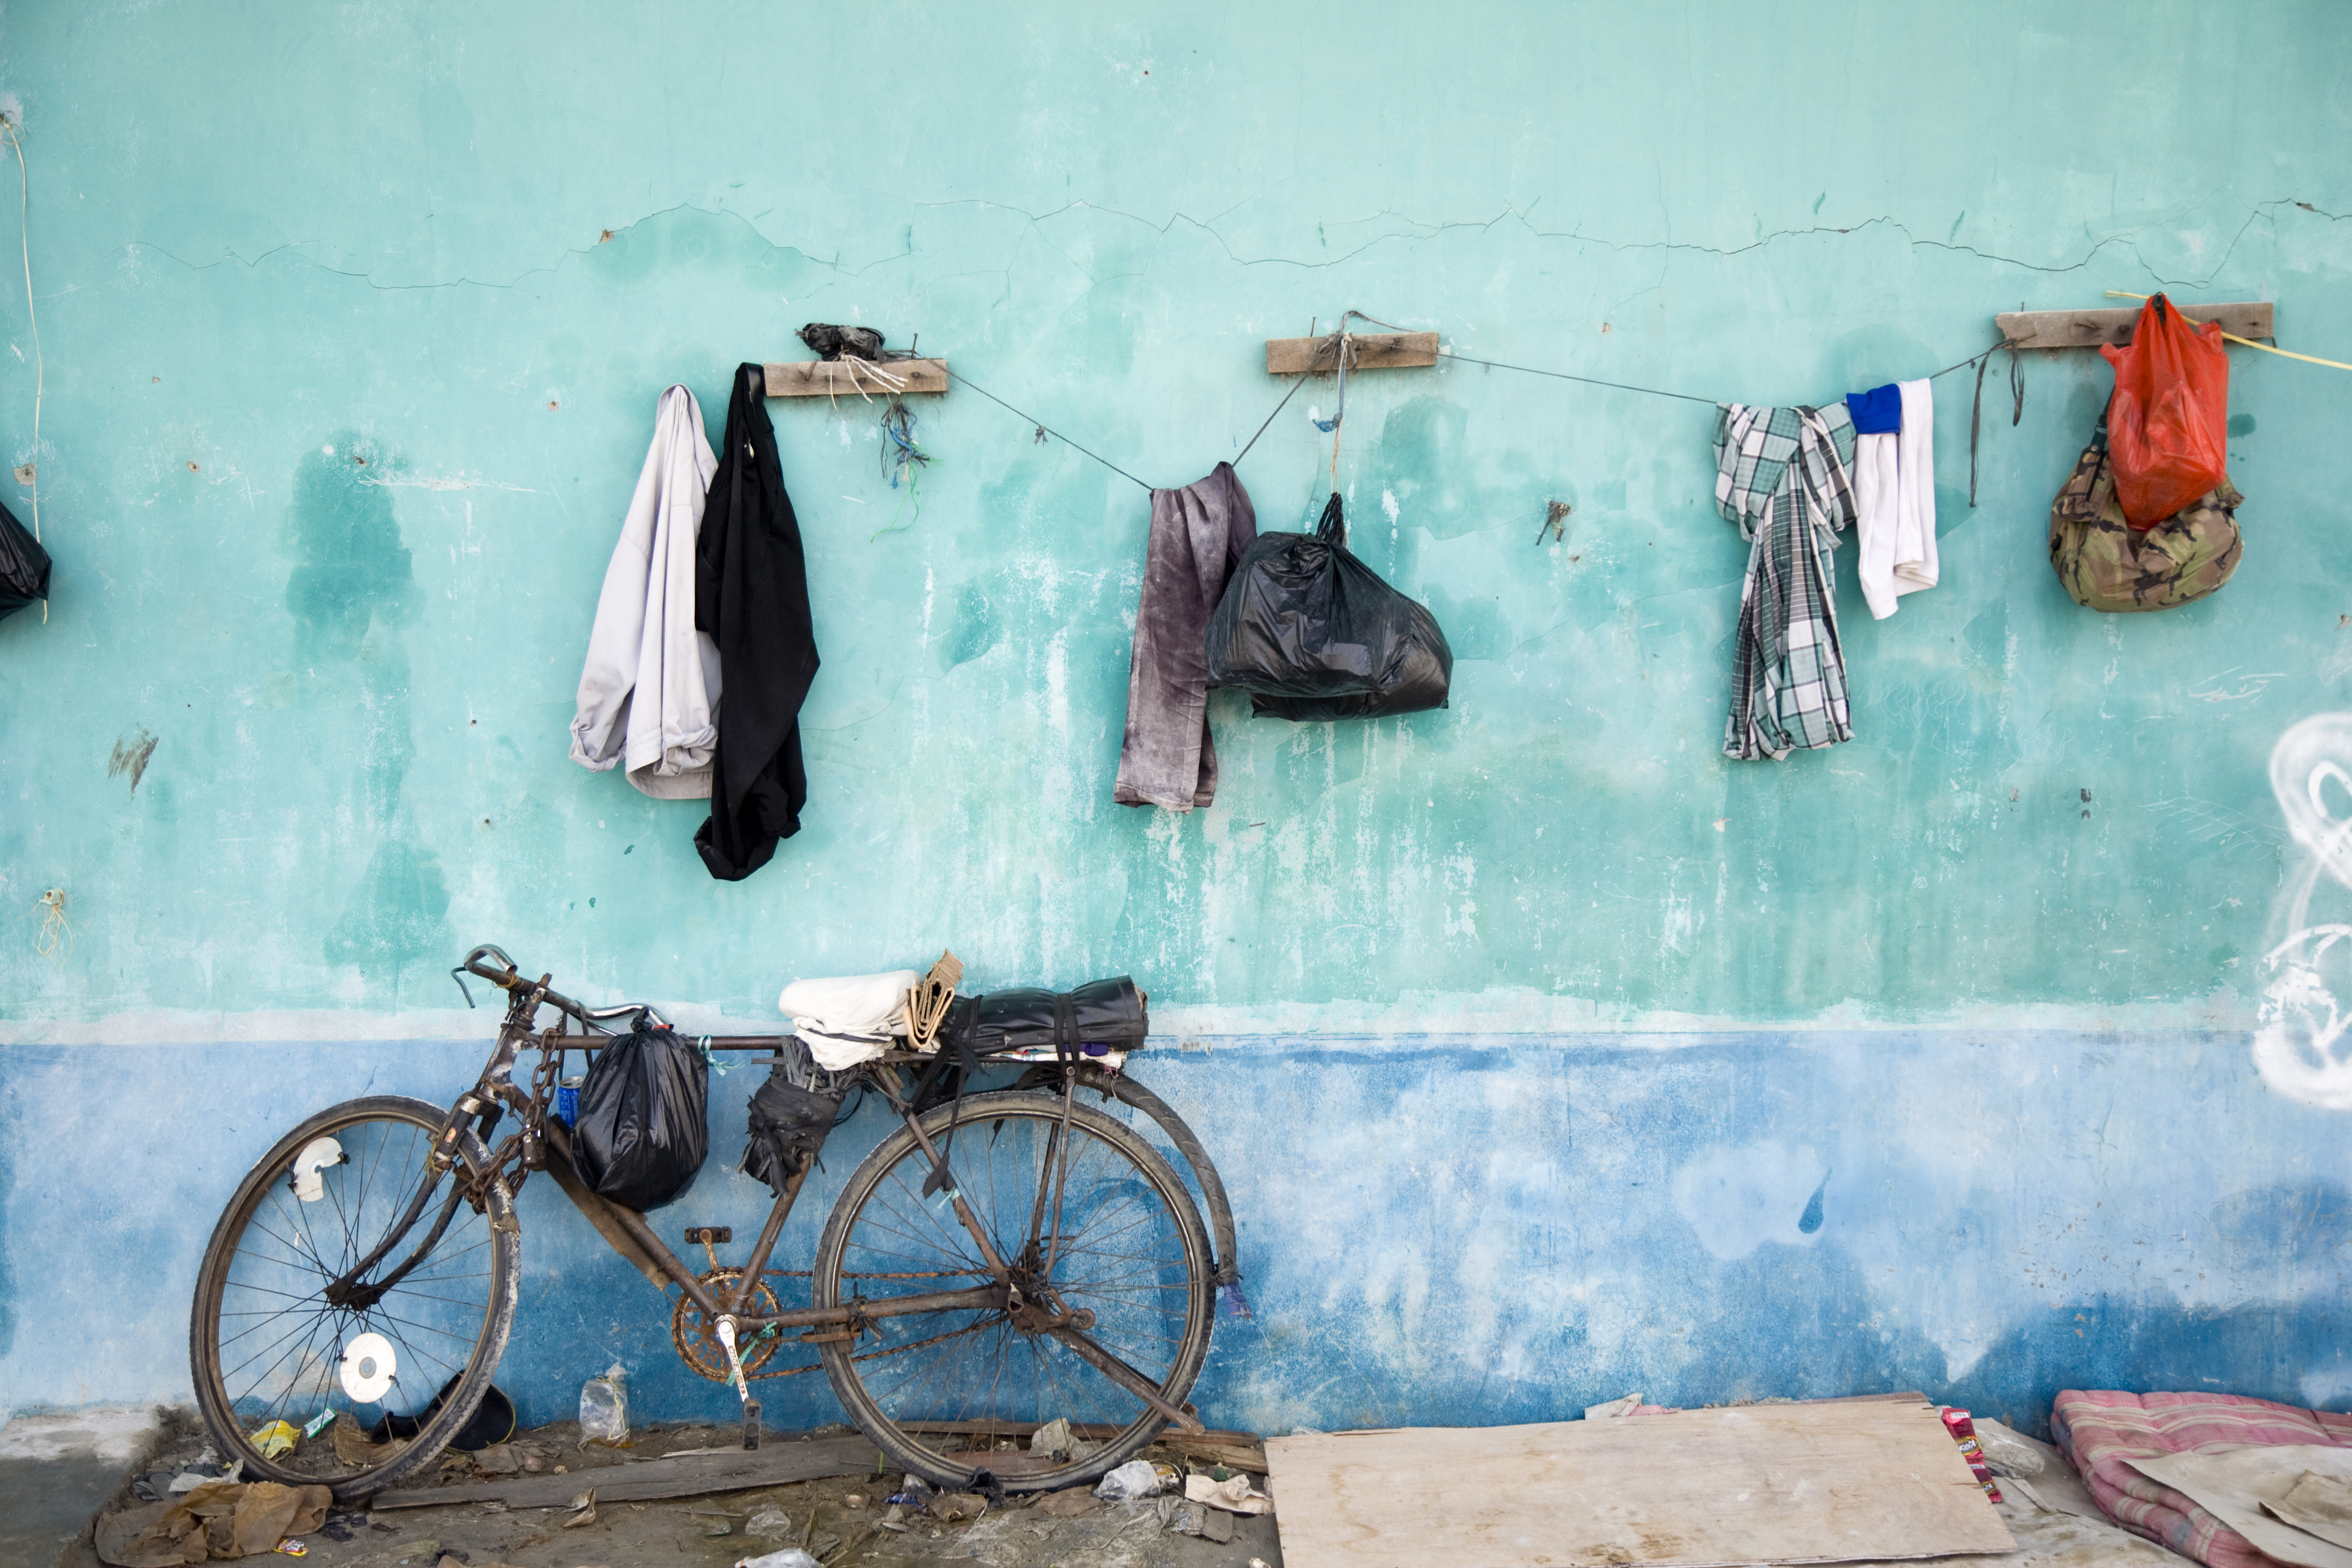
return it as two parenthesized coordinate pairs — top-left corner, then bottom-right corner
(779, 969), (920, 1070)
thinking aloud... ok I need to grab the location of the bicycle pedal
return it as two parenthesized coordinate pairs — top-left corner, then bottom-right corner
(683, 1226), (732, 1244)
(741, 1399), (761, 1451)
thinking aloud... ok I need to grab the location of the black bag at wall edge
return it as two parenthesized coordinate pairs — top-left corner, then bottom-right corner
(1204, 491), (1452, 720)
(0, 495), (49, 624)
(571, 1012), (709, 1213)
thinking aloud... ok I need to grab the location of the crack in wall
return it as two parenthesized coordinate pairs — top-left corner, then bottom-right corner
(99, 191), (2347, 306)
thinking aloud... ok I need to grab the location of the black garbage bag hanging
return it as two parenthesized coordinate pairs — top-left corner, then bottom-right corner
(1205, 491), (1452, 720)
(572, 1012), (710, 1212)
(0, 496), (48, 624)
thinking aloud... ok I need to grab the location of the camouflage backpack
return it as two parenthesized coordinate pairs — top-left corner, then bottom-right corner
(2049, 420), (2242, 613)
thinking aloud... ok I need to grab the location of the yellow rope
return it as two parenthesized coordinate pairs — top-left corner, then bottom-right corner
(2106, 290), (2352, 372)
(33, 887), (69, 957)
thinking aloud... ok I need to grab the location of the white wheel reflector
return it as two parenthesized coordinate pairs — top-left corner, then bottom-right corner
(291, 1137), (344, 1202)
(340, 1331), (396, 1402)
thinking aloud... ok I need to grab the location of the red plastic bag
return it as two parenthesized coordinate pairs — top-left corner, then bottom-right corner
(2100, 293), (2229, 528)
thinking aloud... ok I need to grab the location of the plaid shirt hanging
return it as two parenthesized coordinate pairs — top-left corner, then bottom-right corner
(1713, 402), (1860, 761)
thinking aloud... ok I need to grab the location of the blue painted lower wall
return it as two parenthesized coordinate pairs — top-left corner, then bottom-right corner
(4, 1031), (2342, 1440)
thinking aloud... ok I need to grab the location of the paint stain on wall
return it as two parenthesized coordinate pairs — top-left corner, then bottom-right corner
(325, 839), (452, 968)
(284, 433), (447, 980)
(1798, 1172), (1830, 1234)
(284, 436), (419, 665)
(106, 726), (157, 793)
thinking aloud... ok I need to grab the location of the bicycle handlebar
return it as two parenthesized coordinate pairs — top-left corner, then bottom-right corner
(450, 945), (663, 1030)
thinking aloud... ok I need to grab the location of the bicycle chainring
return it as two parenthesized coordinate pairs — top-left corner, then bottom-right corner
(671, 1269), (785, 1382)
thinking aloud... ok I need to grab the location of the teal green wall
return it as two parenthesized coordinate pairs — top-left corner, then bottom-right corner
(2, 1), (2347, 1029)
(5, 1), (2352, 1432)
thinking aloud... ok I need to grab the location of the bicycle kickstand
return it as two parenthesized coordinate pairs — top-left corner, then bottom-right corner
(715, 1317), (762, 1450)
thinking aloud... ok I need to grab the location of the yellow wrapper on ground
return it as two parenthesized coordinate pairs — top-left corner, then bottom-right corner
(249, 1420), (299, 1459)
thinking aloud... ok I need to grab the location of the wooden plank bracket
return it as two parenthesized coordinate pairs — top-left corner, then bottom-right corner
(760, 358), (948, 397)
(1266, 332), (1440, 375)
(1995, 301), (2273, 352)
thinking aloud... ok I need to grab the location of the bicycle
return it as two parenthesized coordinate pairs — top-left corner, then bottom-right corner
(188, 944), (1243, 1503)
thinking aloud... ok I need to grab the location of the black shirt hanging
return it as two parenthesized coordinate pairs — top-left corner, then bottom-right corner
(694, 362), (820, 881)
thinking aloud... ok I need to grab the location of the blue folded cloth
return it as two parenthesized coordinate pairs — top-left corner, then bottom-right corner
(1846, 383), (1902, 434)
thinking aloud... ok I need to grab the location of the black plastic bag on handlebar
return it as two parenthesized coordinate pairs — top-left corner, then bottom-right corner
(0, 495), (50, 625)
(1204, 490), (1452, 720)
(572, 1011), (709, 1212)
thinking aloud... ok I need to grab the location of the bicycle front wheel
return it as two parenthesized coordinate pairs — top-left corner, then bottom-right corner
(189, 1095), (520, 1501)
(813, 1089), (1214, 1492)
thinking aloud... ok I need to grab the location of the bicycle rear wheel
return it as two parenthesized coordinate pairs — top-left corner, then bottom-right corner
(189, 1095), (520, 1501)
(812, 1090), (1213, 1492)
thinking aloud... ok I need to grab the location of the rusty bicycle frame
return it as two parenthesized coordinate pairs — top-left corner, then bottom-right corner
(341, 943), (1228, 1448)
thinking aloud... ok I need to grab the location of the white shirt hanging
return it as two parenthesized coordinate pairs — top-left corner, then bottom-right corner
(569, 384), (723, 797)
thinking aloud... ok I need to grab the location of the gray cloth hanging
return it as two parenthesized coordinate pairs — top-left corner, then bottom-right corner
(1113, 463), (1257, 811)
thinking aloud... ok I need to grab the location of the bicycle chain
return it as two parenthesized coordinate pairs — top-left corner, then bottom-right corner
(669, 1266), (998, 1382)
(745, 1316), (998, 1381)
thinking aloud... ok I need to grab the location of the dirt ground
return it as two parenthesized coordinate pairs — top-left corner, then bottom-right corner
(81, 1418), (1284, 1568)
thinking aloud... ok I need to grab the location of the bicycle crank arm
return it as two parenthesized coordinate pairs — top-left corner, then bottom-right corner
(1046, 1324), (1205, 1434)
(712, 1318), (764, 1451)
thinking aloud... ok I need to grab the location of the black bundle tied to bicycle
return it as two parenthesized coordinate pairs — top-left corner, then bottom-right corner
(919, 975), (1149, 1103)
(740, 1039), (858, 1195)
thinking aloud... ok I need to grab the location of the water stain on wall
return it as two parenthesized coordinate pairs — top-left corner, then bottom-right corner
(940, 580), (1001, 671)
(1672, 1140), (1830, 1259)
(282, 433), (448, 981)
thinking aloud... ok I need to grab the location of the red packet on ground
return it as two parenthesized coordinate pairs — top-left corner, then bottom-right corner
(1941, 1408), (2004, 1503)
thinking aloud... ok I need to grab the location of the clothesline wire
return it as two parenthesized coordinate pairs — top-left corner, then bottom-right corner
(1447, 339), (2006, 407)
(1234, 374), (1305, 467)
(943, 367), (1154, 493)
(1443, 351), (1719, 406)
(940, 327), (2015, 499)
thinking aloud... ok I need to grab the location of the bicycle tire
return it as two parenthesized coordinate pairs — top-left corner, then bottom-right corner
(812, 1090), (1213, 1492)
(189, 1095), (521, 1502)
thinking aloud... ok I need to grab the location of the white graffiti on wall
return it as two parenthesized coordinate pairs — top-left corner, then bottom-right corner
(2257, 713), (2352, 1108)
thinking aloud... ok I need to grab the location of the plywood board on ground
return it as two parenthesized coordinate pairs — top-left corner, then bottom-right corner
(1265, 1400), (2014, 1568)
